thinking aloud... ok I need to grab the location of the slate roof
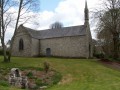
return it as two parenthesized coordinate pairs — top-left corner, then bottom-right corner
(21, 25), (86, 39)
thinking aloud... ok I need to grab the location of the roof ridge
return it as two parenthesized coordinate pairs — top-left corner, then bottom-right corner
(21, 24), (85, 32)
(22, 25), (37, 31)
(18, 24), (86, 39)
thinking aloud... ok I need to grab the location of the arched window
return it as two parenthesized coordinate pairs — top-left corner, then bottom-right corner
(19, 39), (24, 51)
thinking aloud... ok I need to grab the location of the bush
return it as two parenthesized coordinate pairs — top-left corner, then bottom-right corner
(51, 71), (62, 85)
(43, 61), (50, 73)
(0, 49), (9, 55)
(93, 53), (104, 59)
(27, 72), (33, 78)
(0, 81), (10, 87)
(0, 50), (3, 55)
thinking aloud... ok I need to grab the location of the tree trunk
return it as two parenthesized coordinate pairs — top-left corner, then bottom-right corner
(1, 36), (8, 62)
(8, 0), (23, 61)
(1, 0), (9, 62)
(113, 33), (119, 59)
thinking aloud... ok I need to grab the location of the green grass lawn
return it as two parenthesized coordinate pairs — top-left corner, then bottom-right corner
(0, 56), (120, 90)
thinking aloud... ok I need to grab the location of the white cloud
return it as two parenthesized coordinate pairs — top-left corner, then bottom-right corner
(3, 0), (103, 44)
(25, 0), (101, 29)
(4, 7), (38, 42)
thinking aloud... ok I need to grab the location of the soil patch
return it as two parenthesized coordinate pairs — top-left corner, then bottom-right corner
(19, 67), (62, 89)
(99, 59), (120, 71)
(58, 74), (73, 85)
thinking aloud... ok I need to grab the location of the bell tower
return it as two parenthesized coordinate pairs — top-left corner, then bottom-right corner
(84, 1), (93, 58)
(84, 0), (89, 25)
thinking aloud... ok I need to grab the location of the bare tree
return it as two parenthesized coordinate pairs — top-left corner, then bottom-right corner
(0, 0), (40, 62)
(50, 21), (63, 29)
(94, 0), (120, 59)
(97, 27), (113, 56)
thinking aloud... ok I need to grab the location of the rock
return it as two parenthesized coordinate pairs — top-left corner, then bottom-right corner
(9, 68), (28, 89)
(28, 83), (36, 89)
(40, 86), (47, 89)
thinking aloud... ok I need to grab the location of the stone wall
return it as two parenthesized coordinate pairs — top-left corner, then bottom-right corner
(40, 36), (87, 58)
(12, 25), (93, 58)
(85, 23), (93, 58)
(31, 38), (39, 56)
(11, 27), (32, 57)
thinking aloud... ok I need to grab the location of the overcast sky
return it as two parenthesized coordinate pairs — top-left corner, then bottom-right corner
(4, 0), (103, 43)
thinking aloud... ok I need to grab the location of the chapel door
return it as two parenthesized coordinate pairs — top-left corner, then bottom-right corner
(46, 48), (51, 57)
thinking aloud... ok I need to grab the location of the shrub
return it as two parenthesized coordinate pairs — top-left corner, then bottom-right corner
(0, 81), (10, 87)
(0, 50), (3, 55)
(27, 72), (33, 78)
(0, 49), (9, 55)
(43, 61), (50, 73)
(51, 71), (62, 85)
(93, 53), (104, 59)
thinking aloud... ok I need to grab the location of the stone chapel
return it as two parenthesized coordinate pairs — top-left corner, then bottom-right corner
(11, 1), (93, 58)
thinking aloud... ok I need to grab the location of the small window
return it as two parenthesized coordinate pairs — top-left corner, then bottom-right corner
(19, 39), (24, 51)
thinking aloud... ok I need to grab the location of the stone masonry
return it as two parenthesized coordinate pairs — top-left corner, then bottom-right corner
(11, 1), (93, 58)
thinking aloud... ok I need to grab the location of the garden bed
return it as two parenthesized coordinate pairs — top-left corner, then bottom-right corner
(0, 67), (62, 90)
